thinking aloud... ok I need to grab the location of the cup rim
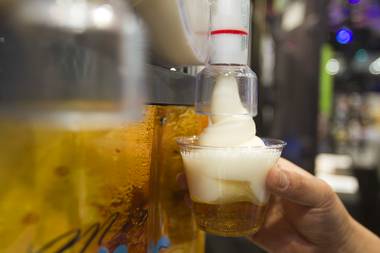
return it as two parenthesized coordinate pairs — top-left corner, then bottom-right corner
(177, 136), (287, 150)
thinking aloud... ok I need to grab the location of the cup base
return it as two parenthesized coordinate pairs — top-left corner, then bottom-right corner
(193, 201), (269, 237)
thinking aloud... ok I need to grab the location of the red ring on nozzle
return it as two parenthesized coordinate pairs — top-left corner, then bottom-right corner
(210, 29), (248, 36)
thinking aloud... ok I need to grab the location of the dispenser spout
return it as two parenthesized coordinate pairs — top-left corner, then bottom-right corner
(195, 0), (257, 117)
(209, 0), (251, 65)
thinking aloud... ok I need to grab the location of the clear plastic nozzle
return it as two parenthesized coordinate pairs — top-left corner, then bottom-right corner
(196, 65), (258, 117)
(196, 0), (257, 117)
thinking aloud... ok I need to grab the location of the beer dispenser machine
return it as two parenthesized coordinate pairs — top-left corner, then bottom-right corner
(0, 0), (252, 252)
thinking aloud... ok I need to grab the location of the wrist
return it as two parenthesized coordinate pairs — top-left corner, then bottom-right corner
(338, 216), (380, 253)
(336, 216), (359, 253)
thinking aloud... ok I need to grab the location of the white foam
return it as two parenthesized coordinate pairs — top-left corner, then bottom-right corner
(182, 148), (280, 204)
(182, 76), (280, 205)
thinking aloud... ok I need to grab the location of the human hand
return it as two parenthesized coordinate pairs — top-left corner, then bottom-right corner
(177, 158), (380, 253)
(249, 158), (380, 253)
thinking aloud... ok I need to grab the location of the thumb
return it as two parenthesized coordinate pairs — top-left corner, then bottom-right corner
(266, 159), (334, 208)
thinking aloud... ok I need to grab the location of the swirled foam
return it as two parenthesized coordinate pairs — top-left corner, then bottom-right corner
(181, 76), (281, 205)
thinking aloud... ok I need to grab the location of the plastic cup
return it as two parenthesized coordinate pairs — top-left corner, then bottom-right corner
(177, 136), (286, 237)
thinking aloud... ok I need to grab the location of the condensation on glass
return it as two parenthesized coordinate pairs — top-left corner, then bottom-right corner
(150, 106), (208, 253)
(0, 0), (149, 252)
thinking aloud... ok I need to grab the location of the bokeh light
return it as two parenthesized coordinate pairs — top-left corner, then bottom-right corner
(369, 58), (380, 75)
(348, 0), (361, 5)
(336, 28), (353, 45)
(355, 49), (369, 63)
(326, 58), (341, 75)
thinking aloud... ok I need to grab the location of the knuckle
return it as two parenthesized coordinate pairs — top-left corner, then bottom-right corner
(317, 178), (336, 207)
(288, 171), (305, 193)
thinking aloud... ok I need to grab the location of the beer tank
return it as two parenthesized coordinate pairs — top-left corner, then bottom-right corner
(0, 0), (209, 252)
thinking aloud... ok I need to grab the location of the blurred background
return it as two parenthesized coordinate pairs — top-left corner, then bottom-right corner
(0, 0), (379, 252)
(207, 0), (380, 252)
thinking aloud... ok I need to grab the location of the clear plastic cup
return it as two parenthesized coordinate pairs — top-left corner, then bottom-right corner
(177, 136), (286, 237)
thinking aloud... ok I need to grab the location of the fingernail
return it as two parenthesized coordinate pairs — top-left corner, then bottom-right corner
(275, 168), (289, 191)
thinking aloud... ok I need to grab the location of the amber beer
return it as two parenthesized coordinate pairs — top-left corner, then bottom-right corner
(178, 137), (285, 237)
(192, 201), (269, 237)
(150, 106), (207, 253)
(0, 105), (208, 253)
(0, 107), (155, 253)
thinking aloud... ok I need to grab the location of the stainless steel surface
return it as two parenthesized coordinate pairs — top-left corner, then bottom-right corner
(147, 65), (196, 106)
